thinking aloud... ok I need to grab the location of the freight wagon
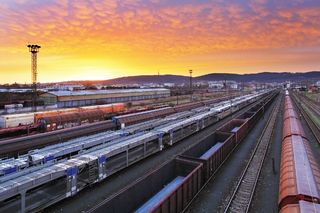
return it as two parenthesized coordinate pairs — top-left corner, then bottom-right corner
(0, 120), (117, 157)
(85, 91), (278, 213)
(0, 91), (274, 174)
(216, 119), (249, 143)
(181, 132), (235, 181)
(0, 113), (34, 128)
(0, 95), (257, 138)
(0, 103), (126, 138)
(278, 95), (320, 213)
(0, 91), (277, 212)
(38, 109), (106, 131)
(0, 103), (125, 129)
(87, 157), (203, 213)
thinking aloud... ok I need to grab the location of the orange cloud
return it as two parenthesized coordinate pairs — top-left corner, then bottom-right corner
(0, 0), (319, 83)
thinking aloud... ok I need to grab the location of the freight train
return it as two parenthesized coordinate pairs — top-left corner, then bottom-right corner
(0, 103), (125, 128)
(0, 103), (125, 138)
(0, 97), (233, 139)
(0, 95), (247, 157)
(87, 91), (278, 213)
(278, 92), (320, 212)
(0, 90), (277, 213)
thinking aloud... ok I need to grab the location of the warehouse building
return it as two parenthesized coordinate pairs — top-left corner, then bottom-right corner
(39, 88), (170, 108)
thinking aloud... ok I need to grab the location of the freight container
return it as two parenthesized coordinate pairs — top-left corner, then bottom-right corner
(181, 132), (235, 180)
(88, 157), (203, 213)
(216, 119), (248, 143)
(0, 113), (35, 128)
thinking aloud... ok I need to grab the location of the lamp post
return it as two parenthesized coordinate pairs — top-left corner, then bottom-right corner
(189, 69), (193, 101)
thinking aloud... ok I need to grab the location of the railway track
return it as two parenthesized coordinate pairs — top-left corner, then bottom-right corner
(223, 94), (281, 213)
(47, 93), (276, 213)
(292, 93), (320, 144)
(299, 93), (320, 115)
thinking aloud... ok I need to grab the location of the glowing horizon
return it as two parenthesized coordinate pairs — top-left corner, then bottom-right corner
(0, 0), (319, 84)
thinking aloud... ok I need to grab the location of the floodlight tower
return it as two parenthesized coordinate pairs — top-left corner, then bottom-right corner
(27, 44), (41, 112)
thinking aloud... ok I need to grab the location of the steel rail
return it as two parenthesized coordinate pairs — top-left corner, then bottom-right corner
(86, 93), (278, 213)
(291, 93), (320, 144)
(180, 92), (279, 213)
(223, 93), (281, 213)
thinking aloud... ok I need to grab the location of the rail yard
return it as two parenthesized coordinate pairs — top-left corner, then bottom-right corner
(2, 0), (319, 212)
(0, 89), (320, 213)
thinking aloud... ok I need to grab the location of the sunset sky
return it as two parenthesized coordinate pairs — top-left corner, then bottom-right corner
(0, 0), (319, 83)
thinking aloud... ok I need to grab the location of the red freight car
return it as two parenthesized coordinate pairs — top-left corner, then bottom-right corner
(282, 117), (307, 140)
(278, 95), (320, 212)
(38, 109), (105, 131)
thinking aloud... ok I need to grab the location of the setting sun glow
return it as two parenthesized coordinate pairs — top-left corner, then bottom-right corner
(0, 0), (319, 83)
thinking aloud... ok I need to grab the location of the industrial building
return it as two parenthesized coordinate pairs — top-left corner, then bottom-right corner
(39, 88), (171, 108)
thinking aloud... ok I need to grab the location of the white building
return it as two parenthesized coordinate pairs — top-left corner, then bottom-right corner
(45, 84), (85, 91)
(163, 83), (175, 87)
(208, 81), (224, 89)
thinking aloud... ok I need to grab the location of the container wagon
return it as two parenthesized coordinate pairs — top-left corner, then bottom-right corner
(0, 113), (34, 128)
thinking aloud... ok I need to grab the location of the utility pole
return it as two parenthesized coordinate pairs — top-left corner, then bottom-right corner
(176, 88), (179, 105)
(27, 44), (41, 112)
(189, 69), (193, 101)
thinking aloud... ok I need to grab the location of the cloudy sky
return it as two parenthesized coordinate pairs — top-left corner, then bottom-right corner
(0, 0), (319, 83)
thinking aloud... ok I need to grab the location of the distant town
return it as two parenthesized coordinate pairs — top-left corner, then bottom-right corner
(1, 71), (320, 114)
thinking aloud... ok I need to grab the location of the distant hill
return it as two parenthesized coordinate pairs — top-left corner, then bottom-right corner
(196, 71), (320, 82)
(60, 71), (320, 85)
(101, 75), (189, 84)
